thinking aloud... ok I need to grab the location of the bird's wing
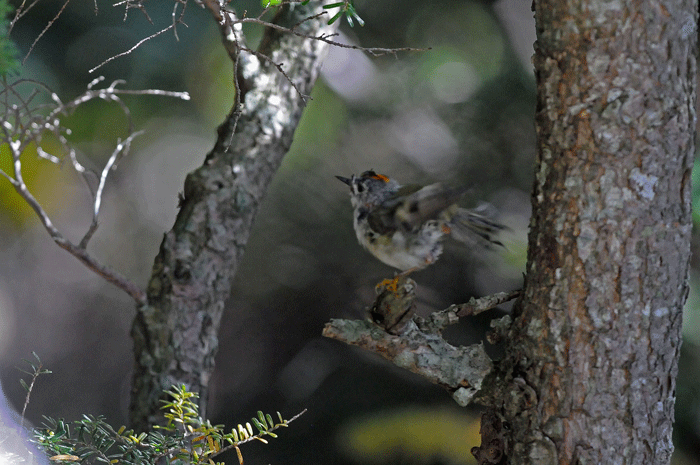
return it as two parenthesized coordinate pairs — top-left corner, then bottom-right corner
(367, 183), (467, 233)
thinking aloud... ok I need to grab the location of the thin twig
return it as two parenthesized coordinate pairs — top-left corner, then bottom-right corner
(171, 0), (189, 41)
(240, 44), (309, 102)
(79, 131), (144, 248)
(9, 0), (43, 33)
(113, 0), (154, 23)
(18, 354), (50, 428)
(199, 2), (245, 147)
(1, 79), (189, 305)
(20, 366), (40, 428)
(453, 289), (522, 318)
(232, 15), (429, 57)
(22, 0), (71, 64)
(198, 0), (424, 121)
(9, 163), (148, 304)
(89, 25), (176, 73)
(228, 39), (244, 147)
(415, 289), (522, 333)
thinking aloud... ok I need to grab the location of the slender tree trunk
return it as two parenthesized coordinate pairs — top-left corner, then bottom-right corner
(128, 4), (337, 430)
(499, 0), (696, 462)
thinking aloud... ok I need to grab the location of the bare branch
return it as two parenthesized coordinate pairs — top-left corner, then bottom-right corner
(322, 318), (493, 406)
(323, 286), (520, 406)
(197, 0), (424, 139)
(171, 0), (188, 41)
(9, 0), (44, 34)
(22, 0), (71, 64)
(228, 47), (244, 145)
(86, 0), (188, 70)
(89, 23), (176, 73)
(113, 0), (154, 24)
(0, 166), (14, 184)
(94, 133), (140, 219)
(36, 146), (61, 164)
(198, 0), (246, 143)
(290, 10), (326, 30)
(79, 130), (143, 249)
(232, 15), (430, 57)
(415, 289), (522, 334)
(239, 44), (309, 102)
(1, 78), (189, 304)
(7, 153), (148, 305)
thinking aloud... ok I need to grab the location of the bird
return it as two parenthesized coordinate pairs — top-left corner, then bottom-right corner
(336, 170), (505, 276)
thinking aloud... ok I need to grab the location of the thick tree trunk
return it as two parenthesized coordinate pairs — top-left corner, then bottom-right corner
(129, 4), (337, 430)
(499, 0), (696, 463)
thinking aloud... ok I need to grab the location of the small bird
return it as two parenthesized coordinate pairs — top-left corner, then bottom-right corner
(336, 170), (505, 274)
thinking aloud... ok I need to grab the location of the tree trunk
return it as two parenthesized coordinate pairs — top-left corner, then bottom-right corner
(500, 0), (696, 463)
(129, 4), (337, 430)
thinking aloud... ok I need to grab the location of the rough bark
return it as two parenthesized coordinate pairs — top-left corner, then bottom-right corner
(129, 4), (337, 430)
(498, 0), (696, 463)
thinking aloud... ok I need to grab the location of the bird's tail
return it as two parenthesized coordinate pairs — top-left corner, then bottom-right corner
(448, 206), (506, 249)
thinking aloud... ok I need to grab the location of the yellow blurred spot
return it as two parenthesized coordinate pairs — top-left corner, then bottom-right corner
(0, 139), (75, 228)
(337, 406), (481, 464)
(49, 455), (80, 462)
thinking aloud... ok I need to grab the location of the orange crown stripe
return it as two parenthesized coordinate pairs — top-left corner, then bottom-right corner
(371, 173), (390, 183)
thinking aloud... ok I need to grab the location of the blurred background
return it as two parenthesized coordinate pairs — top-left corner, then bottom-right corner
(0, 0), (698, 464)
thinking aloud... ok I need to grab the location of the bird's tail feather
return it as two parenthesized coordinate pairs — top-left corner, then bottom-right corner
(449, 207), (506, 248)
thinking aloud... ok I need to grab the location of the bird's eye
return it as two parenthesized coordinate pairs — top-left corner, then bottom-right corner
(356, 184), (364, 193)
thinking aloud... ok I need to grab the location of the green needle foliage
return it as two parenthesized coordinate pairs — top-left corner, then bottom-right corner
(321, 1), (364, 27)
(0, 0), (19, 77)
(21, 356), (303, 465)
(262, 0), (364, 27)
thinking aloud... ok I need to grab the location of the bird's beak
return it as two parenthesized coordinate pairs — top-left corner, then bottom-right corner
(335, 175), (352, 186)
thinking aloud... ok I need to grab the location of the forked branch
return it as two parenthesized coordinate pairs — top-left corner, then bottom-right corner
(322, 281), (520, 407)
(0, 77), (189, 305)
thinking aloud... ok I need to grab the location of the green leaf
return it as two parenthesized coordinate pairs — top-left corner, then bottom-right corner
(327, 11), (343, 25)
(351, 11), (365, 26)
(251, 418), (265, 432)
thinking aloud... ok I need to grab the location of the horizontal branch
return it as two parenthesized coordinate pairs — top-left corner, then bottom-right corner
(415, 289), (521, 334)
(323, 287), (521, 406)
(233, 15), (429, 57)
(322, 318), (493, 406)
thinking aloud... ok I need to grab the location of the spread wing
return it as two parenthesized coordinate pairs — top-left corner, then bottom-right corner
(367, 183), (467, 234)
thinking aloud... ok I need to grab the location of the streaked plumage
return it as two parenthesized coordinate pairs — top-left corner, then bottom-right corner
(336, 170), (504, 271)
